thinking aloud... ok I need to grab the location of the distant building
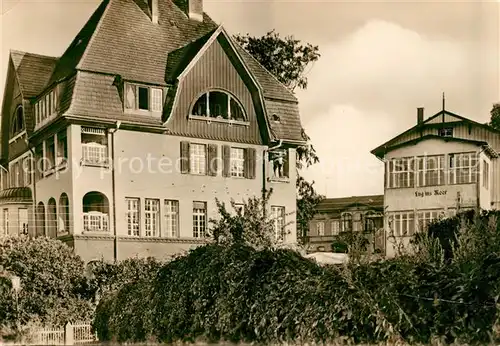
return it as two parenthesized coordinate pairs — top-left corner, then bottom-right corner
(307, 195), (384, 253)
(0, 0), (305, 262)
(371, 107), (500, 257)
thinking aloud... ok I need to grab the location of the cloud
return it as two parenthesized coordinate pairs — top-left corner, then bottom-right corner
(297, 19), (496, 197)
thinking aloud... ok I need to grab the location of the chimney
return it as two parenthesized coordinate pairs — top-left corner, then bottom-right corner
(174, 0), (203, 22)
(148, 0), (158, 23)
(417, 107), (424, 125)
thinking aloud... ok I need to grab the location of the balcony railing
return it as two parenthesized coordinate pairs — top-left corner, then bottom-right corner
(81, 142), (108, 167)
(83, 211), (109, 232)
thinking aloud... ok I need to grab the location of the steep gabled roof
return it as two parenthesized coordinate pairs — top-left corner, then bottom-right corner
(10, 50), (58, 98)
(316, 195), (384, 214)
(371, 109), (500, 159)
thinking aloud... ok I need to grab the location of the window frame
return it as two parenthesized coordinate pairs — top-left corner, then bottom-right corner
(331, 220), (340, 235)
(189, 143), (207, 175)
(144, 198), (160, 237)
(271, 206), (285, 241)
(341, 213), (353, 232)
(438, 127), (453, 137)
(483, 159), (490, 189)
(416, 209), (445, 233)
(189, 90), (248, 124)
(316, 221), (325, 236)
(126, 197), (140, 236)
(192, 201), (207, 238)
(388, 157), (415, 189)
(390, 211), (415, 237)
(230, 147), (245, 178)
(124, 82), (163, 114)
(416, 154), (445, 187)
(164, 199), (179, 238)
(448, 152), (478, 185)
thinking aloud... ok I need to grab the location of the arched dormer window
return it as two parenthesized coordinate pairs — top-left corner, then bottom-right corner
(190, 90), (246, 122)
(11, 105), (25, 137)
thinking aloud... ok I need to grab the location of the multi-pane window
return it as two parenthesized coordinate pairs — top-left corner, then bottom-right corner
(57, 131), (68, 166)
(190, 144), (206, 175)
(391, 211), (415, 237)
(341, 213), (353, 232)
(388, 157), (414, 188)
(331, 220), (340, 235)
(82, 143), (107, 165)
(83, 212), (109, 232)
(35, 89), (57, 126)
(164, 200), (179, 237)
(483, 160), (489, 189)
(191, 90), (246, 121)
(271, 206), (285, 241)
(438, 127), (453, 137)
(46, 136), (56, 170)
(144, 199), (160, 237)
(125, 83), (163, 113)
(193, 201), (207, 238)
(23, 156), (31, 186)
(230, 148), (245, 177)
(316, 221), (325, 236)
(416, 155), (445, 187)
(416, 210), (445, 233)
(449, 152), (478, 184)
(126, 198), (140, 236)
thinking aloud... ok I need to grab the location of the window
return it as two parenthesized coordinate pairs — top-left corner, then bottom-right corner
(124, 83), (163, 113)
(391, 211), (415, 237)
(83, 212), (109, 232)
(483, 160), (489, 189)
(316, 221), (325, 236)
(164, 200), (179, 238)
(193, 201), (206, 238)
(35, 89), (57, 126)
(56, 131), (68, 167)
(388, 157), (414, 188)
(23, 156), (31, 186)
(341, 213), (352, 232)
(190, 144), (206, 175)
(416, 210), (445, 233)
(126, 198), (140, 236)
(364, 213), (376, 232)
(191, 90), (246, 122)
(331, 220), (340, 235)
(270, 149), (289, 179)
(46, 136), (56, 171)
(416, 155), (445, 187)
(11, 106), (24, 136)
(2, 209), (8, 235)
(81, 128), (108, 166)
(449, 152), (478, 184)
(230, 148), (245, 177)
(144, 199), (160, 237)
(438, 127), (453, 137)
(271, 206), (285, 241)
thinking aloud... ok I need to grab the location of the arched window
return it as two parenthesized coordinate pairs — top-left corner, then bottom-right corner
(11, 106), (24, 136)
(191, 90), (246, 122)
(36, 202), (45, 237)
(83, 191), (109, 232)
(341, 213), (353, 232)
(47, 198), (57, 238)
(364, 211), (376, 232)
(59, 193), (70, 234)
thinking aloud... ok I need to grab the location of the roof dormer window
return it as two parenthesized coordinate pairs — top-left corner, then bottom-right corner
(11, 105), (25, 137)
(34, 89), (58, 127)
(124, 83), (163, 114)
(438, 127), (453, 137)
(190, 90), (247, 123)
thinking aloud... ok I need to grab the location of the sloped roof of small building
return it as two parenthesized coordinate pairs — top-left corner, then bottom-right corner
(315, 195), (384, 214)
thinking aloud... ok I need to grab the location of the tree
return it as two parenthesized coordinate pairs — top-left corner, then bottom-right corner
(235, 30), (323, 244)
(490, 103), (500, 131)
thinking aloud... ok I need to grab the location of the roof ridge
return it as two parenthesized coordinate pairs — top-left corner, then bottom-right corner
(10, 49), (59, 60)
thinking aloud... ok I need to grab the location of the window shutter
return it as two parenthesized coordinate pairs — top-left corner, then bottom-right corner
(207, 144), (218, 176)
(180, 141), (190, 174)
(222, 145), (231, 177)
(245, 148), (256, 179)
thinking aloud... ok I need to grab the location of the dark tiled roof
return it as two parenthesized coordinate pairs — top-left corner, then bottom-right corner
(10, 0), (304, 142)
(264, 99), (303, 142)
(0, 187), (32, 204)
(316, 195), (384, 213)
(10, 51), (58, 98)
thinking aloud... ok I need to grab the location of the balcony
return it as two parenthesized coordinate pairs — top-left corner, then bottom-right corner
(81, 142), (109, 167)
(83, 211), (109, 233)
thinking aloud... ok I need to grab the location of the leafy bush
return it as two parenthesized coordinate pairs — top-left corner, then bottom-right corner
(0, 236), (93, 327)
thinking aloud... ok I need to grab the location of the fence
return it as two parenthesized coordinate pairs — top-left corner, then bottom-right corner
(31, 321), (97, 345)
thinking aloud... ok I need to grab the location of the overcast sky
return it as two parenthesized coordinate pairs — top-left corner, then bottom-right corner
(0, 0), (499, 198)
